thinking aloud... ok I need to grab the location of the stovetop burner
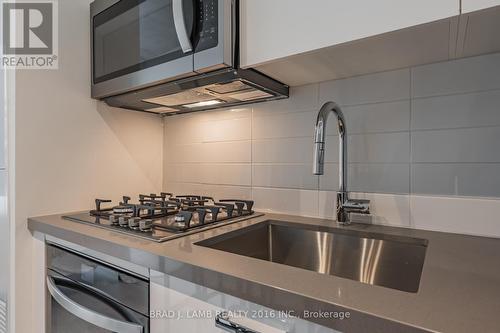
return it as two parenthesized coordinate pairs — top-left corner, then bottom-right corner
(63, 193), (259, 242)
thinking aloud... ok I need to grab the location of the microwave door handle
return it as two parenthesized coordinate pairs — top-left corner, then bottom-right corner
(47, 276), (143, 333)
(173, 0), (193, 53)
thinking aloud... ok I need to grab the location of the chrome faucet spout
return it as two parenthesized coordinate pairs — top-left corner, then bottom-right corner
(313, 102), (348, 192)
(313, 101), (370, 224)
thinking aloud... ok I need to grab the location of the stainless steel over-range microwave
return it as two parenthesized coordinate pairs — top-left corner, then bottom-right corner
(90, 0), (289, 115)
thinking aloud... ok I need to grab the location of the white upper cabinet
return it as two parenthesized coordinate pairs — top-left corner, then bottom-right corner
(240, 0), (459, 68)
(462, 0), (500, 13)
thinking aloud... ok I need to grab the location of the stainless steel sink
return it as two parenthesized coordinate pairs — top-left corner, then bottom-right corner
(196, 221), (428, 292)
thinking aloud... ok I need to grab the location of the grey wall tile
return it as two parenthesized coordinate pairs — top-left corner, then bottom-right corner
(319, 68), (410, 106)
(252, 164), (318, 190)
(165, 164), (251, 186)
(164, 181), (207, 196)
(412, 127), (500, 163)
(252, 187), (319, 217)
(350, 164), (410, 194)
(252, 137), (312, 163)
(164, 164), (180, 183)
(164, 52), (500, 202)
(349, 132), (410, 163)
(252, 110), (316, 139)
(323, 101), (410, 135)
(164, 116), (204, 145)
(412, 53), (500, 98)
(164, 108), (252, 144)
(325, 132), (410, 164)
(343, 100), (410, 134)
(410, 195), (500, 237)
(319, 163), (410, 194)
(204, 164), (252, 186)
(252, 84), (319, 117)
(201, 184), (253, 200)
(319, 163), (339, 191)
(412, 163), (500, 197)
(412, 90), (500, 130)
(202, 116), (252, 142)
(168, 141), (251, 164)
(164, 182), (252, 200)
(324, 135), (340, 163)
(318, 190), (337, 219)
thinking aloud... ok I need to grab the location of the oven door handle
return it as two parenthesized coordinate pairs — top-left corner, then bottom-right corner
(173, 0), (193, 53)
(47, 276), (143, 333)
(215, 312), (260, 333)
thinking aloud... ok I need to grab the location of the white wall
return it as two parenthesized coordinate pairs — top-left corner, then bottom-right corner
(1, 2), (11, 330)
(0, 51), (8, 333)
(12, 0), (164, 332)
(164, 52), (500, 239)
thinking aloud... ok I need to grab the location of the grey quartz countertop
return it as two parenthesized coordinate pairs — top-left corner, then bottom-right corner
(28, 212), (500, 333)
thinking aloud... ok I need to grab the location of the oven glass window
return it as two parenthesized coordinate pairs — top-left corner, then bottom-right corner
(93, 0), (193, 83)
(49, 284), (149, 332)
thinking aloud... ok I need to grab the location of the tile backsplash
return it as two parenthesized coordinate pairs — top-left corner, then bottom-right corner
(164, 52), (500, 238)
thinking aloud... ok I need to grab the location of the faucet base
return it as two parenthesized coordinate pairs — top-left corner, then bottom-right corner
(336, 192), (370, 225)
(337, 220), (351, 226)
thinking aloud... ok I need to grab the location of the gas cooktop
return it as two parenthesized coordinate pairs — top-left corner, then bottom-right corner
(63, 193), (261, 242)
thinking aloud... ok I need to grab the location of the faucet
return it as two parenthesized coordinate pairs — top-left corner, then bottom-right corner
(313, 101), (370, 225)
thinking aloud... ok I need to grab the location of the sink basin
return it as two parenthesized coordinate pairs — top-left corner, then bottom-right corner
(196, 221), (428, 292)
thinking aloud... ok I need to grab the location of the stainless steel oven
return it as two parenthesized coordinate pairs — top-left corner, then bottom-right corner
(46, 245), (149, 333)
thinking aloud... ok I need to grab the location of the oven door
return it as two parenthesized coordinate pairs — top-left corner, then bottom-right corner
(91, 0), (197, 98)
(47, 271), (149, 333)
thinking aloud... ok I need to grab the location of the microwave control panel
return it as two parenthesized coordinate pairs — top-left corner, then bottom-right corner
(196, 0), (218, 51)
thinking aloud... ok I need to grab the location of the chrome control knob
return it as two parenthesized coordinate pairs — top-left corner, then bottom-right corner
(139, 219), (153, 231)
(128, 217), (141, 228)
(118, 216), (129, 227)
(174, 214), (185, 222)
(109, 215), (119, 225)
